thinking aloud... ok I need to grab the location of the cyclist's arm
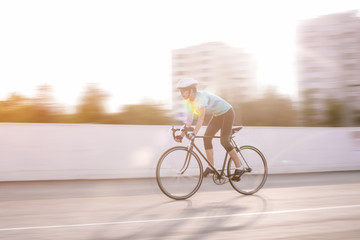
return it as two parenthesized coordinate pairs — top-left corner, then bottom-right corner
(181, 106), (205, 138)
(180, 111), (194, 138)
(186, 110), (193, 128)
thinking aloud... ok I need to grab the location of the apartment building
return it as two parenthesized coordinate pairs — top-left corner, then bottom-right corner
(297, 10), (360, 125)
(172, 42), (257, 121)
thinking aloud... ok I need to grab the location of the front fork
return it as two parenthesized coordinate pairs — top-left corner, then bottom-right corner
(230, 138), (251, 173)
(179, 145), (193, 174)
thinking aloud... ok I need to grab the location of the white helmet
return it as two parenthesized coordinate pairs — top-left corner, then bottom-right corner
(176, 78), (198, 89)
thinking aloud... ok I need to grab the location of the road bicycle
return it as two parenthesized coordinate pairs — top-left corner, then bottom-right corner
(156, 126), (268, 200)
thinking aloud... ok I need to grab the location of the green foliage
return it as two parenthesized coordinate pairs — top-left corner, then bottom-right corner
(75, 84), (108, 123)
(323, 98), (343, 127)
(233, 88), (298, 126)
(300, 89), (348, 127)
(301, 89), (318, 126)
(354, 111), (360, 125)
(0, 84), (357, 126)
(104, 104), (172, 125)
(0, 84), (172, 125)
(0, 86), (59, 123)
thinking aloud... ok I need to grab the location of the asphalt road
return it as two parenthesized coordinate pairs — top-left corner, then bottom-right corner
(0, 171), (359, 240)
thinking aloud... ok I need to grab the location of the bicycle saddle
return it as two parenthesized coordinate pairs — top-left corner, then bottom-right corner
(231, 127), (243, 134)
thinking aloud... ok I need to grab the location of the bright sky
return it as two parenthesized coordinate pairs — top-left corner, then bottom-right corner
(0, 0), (359, 112)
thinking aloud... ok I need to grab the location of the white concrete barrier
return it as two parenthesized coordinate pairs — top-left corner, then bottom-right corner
(0, 123), (359, 181)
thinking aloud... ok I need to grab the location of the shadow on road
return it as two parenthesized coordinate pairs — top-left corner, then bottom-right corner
(90, 194), (268, 240)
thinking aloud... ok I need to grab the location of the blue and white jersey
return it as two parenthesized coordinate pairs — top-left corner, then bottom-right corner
(186, 91), (232, 117)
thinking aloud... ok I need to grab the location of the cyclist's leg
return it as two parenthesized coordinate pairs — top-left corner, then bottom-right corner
(204, 115), (221, 166)
(220, 109), (243, 169)
(219, 108), (234, 152)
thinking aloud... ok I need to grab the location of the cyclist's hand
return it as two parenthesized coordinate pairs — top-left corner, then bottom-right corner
(174, 135), (183, 143)
(187, 133), (195, 141)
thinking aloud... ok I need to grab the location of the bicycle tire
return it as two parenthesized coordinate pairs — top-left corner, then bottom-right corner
(156, 146), (203, 200)
(227, 145), (268, 195)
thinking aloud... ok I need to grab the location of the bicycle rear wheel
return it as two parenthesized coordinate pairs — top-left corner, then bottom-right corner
(227, 145), (267, 195)
(156, 146), (203, 200)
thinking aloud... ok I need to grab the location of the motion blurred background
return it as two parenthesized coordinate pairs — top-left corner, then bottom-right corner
(1, 2), (360, 239)
(1, 0), (359, 127)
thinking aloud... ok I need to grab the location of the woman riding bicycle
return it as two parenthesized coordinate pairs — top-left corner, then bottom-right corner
(175, 78), (245, 181)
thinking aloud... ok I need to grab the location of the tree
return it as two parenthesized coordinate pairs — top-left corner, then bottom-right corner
(112, 104), (172, 125)
(31, 84), (58, 123)
(0, 93), (33, 122)
(75, 84), (108, 123)
(323, 98), (343, 127)
(236, 88), (297, 126)
(354, 111), (360, 126)
(301, 89), (318, 126)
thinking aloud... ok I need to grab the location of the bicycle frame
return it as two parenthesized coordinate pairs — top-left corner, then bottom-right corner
(158, 126), (268, 199)
(185, 135), (239, 179)
(171, 126), (251, 178)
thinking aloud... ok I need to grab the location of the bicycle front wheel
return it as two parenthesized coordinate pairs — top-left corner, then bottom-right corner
(228, 145), (268, 195)
(156, 146), (203, 200)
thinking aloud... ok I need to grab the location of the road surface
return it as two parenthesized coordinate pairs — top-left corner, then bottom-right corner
(0, 171), (359, 239)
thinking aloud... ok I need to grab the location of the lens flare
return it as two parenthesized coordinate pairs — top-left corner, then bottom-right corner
(186, 100), (199, 116)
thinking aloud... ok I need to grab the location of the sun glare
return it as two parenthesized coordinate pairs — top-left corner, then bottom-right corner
(232, 7), (298, 97)
(1, 0), (359, 110)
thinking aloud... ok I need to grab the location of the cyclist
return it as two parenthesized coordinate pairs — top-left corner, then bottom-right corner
(175, 78), (245, 181)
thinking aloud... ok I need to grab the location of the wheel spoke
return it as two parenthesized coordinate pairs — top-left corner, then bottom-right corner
(156, 147), (203, 200)
(228, 145), (267, 195)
